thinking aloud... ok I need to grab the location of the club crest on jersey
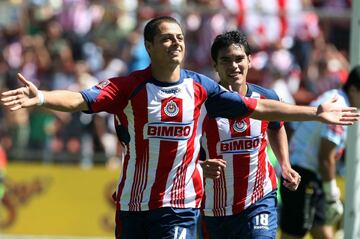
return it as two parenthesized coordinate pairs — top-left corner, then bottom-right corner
(233, 120), (248, 133)
(164, 100), (179, 117)
(144, 122), (193, 141)
(96, 80), (110, 89)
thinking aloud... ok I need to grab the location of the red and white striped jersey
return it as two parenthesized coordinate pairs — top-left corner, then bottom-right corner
(201, 84), (281, 216)
(80, 67), (257, 211)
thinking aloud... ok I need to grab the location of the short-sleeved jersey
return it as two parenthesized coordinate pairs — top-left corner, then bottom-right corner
(289, 89), (349, 175)
(80, 67), (257, 211)
(201, 84), (281, 217)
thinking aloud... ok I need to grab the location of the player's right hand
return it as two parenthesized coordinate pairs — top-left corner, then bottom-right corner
(1, 73), (40, 111)
(200, 159), (226, 179)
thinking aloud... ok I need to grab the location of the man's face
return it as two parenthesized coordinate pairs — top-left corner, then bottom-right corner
(146, 21), (185, 66)
(214, 43), (251, 87)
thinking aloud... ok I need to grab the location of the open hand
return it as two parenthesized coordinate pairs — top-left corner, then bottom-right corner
(1, 73), (40, 111)
(317, 95), (359, 125)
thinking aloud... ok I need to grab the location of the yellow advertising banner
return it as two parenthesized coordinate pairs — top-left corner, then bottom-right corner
(0, 162), (119, 237)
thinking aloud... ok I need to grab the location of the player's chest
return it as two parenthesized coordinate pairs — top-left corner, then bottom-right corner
(136, 82), (203, 122)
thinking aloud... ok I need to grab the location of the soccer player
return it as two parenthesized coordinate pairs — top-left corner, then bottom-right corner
(1, 16), (358, 239)
(279, 66), (360, 239)
(199, 30), (301, 239)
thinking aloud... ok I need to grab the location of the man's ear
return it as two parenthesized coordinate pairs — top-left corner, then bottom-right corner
(212, 60), (218, 72)
(248, 55), (252, 68)
(144, 41), (151, 53)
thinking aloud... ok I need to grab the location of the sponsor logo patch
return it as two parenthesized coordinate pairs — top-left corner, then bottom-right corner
(217, 136), (262, 155)
(144, 122), (193, 141)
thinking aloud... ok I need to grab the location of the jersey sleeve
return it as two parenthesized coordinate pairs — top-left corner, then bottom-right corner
(197, 76), (257, 119)
(250, 84), (284, 130)
(80, 77), (128, 114)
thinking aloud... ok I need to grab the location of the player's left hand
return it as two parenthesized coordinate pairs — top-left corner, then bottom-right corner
(281, 167), (301, 191)
(317, 95), (359, 125)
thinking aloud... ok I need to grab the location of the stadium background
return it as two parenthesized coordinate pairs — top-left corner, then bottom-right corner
(0, 0), (352, 238)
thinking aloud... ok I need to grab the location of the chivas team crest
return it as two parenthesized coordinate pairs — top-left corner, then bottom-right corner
(233, 120), (248, 133)
(164, 100), (179, 117)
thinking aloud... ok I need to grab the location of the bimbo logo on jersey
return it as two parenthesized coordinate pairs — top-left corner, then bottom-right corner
(144, 122), (193, 141)
(217, 136), (262, 154)
(233, 120), (248, 133)
(164, 100), (179, 117)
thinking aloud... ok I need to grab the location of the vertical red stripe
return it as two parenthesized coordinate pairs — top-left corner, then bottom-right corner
(129, 88), (149, 210)
(278, 0), (287, 39)
(236, 0), (245, 27)
(232, 117), (251, 213)
(116, 146), (130, 211)
(149, 97), (183, 209)
(204, 117), (227, 216)
(251, 134), (268, 203)
(177, 83), (207, 208)
(268, 160), (277, 190)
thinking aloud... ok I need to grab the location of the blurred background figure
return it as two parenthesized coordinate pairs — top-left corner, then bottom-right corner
(280, 66), (360, 239)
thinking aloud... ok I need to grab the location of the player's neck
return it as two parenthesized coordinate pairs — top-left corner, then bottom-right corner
(151, 64), (181, 83)
(229, 83), (247, 96)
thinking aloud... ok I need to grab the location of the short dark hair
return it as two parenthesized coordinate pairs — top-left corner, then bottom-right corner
(343, 65), (360, 93)
(144, 16), (181, 42)
(211, 30), (251, 62)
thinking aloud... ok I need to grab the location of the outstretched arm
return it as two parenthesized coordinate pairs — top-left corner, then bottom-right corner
(1, 73), (88, 112)
(251, 97), (359, 125)
(267, 127), (300, 191)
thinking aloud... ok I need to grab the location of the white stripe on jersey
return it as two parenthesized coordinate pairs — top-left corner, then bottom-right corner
(202, 90), (277, 216)
(117, 77), (204, 210)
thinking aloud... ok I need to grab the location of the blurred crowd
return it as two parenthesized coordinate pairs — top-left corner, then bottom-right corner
(0, 0), (352, 167)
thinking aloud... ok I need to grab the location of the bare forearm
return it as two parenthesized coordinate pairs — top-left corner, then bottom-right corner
(251, 99), (317, 122)
(318, 139), (337, 181)
(267, 127), (290, 169)
(42, 90), (88, 112)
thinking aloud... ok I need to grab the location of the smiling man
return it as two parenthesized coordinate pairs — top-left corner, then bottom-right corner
(199, 30), (300, 239)
(1, 16), (359, 239)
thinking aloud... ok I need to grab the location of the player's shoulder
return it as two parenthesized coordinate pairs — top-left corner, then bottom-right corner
(106, 67), (152, 87)
(181, 69), (221, 95)
(247, 83), (279, 100)
(181, 69), (214, 83)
